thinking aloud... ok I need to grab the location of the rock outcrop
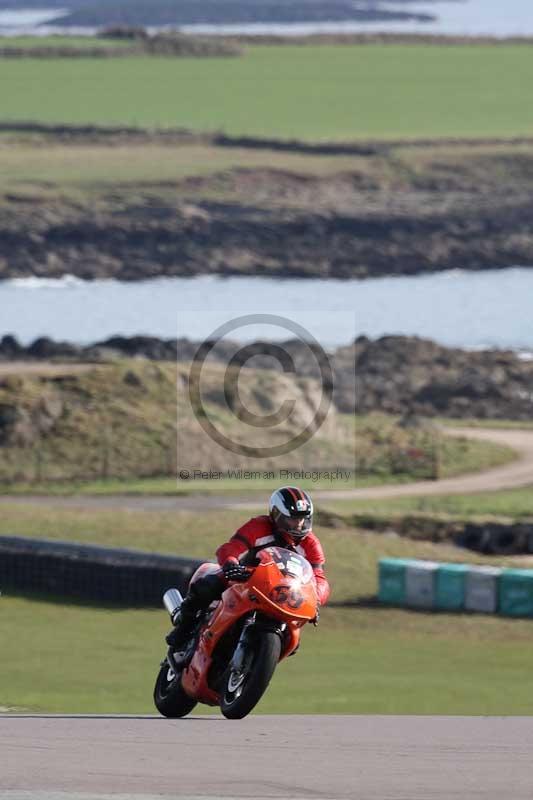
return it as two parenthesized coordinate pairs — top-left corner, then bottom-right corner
(3, 333), (533, 419)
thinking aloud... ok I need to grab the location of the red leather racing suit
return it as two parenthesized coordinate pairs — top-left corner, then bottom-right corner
(217, 515), (331, 606)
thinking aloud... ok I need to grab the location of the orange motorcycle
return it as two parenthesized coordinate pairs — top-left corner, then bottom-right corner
(153, 546), (319, 719)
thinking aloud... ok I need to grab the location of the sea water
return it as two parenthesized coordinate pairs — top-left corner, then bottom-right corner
(1, 267), (532, 350)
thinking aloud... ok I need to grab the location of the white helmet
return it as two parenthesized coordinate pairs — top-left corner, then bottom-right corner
(269, 486), (313, 541)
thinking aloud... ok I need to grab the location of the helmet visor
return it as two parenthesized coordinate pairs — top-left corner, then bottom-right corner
(277, 512), (312, 539)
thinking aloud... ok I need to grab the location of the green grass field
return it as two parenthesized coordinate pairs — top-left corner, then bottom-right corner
(2, 506), (533, 715)
(2, 45), (533, 138)
(0, 36), (130, 49)
(327, 485), (533, 520)
(3, 598), (533, 715)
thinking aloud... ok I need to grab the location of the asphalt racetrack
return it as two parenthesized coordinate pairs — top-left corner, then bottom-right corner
(1, 715), (532, 799)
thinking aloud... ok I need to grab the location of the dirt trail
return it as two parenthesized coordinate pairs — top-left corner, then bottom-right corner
(0, 363), (101, 378)
(0, 427), (531, 512)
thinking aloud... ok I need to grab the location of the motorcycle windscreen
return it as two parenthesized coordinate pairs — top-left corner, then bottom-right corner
(259, 546), (314, 583)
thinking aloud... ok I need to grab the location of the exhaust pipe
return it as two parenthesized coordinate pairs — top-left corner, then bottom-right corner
(163, 588), (183, 623)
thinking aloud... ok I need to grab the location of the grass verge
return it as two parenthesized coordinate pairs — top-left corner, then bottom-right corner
(3, 599), (533, 715)
(2, 45), (533, 138)
(325, 486), (533, 520)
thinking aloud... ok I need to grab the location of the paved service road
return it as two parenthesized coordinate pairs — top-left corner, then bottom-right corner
(1, 715), (532, 800)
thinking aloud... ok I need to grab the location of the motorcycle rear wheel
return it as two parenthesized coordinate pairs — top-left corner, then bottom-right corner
(153, 660), (197, 718)
(220, 631), (281, 720)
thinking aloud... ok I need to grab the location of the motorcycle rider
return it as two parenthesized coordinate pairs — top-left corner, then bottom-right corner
(166, 486), (330, 650)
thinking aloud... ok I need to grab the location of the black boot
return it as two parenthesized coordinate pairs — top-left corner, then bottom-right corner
(165, 599), (197, 650)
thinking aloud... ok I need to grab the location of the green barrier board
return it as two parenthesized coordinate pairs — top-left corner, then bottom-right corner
(378, 558), (412, 605)
(499, 569), (533, 617)
(435, 563), (468, 611)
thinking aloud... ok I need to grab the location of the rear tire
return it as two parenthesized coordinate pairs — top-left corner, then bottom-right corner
(153, 660), (197, 718)
(220, 631), (281, 720)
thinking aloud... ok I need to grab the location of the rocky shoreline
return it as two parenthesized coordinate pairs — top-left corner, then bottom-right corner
(2, 131), (533, 282)
(50, 1), (434, 27)
(2, 177), (532, 282)
(3, 333), (533, 421)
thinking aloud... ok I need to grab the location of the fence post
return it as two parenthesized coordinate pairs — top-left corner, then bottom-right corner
(431, 434), (441, 480)
(101, 429), (110, 479)
(34, 443), (43, 484)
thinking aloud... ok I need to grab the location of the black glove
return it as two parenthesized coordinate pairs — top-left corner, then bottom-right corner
(222, 560), (249, 583)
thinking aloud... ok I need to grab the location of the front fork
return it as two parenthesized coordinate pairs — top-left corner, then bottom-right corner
(228, 613), (256, 674)
(229, 613), (287, 674)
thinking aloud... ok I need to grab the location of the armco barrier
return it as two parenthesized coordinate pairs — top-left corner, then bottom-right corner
(0, 535), (205, 605)
(378, 558), (533, 618)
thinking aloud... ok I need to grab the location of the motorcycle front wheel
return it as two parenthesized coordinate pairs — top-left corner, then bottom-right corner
(220, 631), (281, 720)
(153, 660), (197, 718)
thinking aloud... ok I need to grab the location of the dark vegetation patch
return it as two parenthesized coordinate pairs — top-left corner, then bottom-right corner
(0, 32), (241, 59)
(3, 30), (533, 60)
(2, 121), (533, 154)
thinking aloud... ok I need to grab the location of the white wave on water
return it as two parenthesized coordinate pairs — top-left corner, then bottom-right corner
(6, 275), (88, 290)
(0, 9), (67, 27)
(464, 344), (533, 358)
(4, 274), (223, 290)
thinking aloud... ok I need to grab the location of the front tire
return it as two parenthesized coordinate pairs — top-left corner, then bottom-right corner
(153, 660), (197, 718)
(220, 631), (281, 720)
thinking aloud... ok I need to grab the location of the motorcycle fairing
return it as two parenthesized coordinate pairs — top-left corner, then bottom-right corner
(180, 548), (318, 705)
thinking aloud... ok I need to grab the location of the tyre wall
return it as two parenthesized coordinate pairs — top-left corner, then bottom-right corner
(0, 535), (205, 605)
(355, 514), (533, 555)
